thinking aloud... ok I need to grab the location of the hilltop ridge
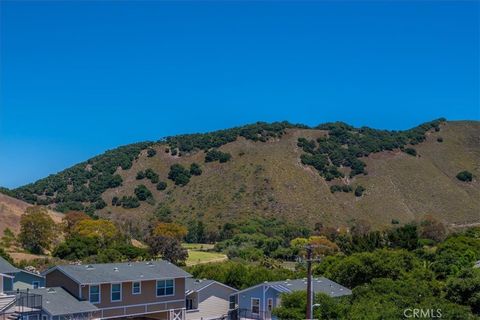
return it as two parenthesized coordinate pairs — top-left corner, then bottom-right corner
(2, 119), (479, 235)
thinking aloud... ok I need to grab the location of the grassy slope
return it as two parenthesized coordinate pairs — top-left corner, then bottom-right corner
(0, 193), (63, 234)
(98, 121), (479, 231)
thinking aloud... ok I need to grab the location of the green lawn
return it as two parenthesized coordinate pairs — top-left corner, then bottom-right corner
(185, 249), (227, 266)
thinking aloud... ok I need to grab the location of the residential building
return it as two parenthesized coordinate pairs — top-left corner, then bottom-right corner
(30, 287), (98, 320)
(185, 279), (237, 320)
(43, 260), (191, 320)
(0, 257), (45, 291)
(229, 277), (352, 320)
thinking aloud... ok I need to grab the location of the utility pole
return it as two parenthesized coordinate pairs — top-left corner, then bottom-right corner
(306, 244), (313, 320)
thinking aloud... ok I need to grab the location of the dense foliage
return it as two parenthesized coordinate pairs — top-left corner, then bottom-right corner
(164, 121), (307, 153)
(8, 142), (152, 213)
(271, 226), (480, 319)
(168, 164), (192, 186)
(298, 118), (445, 179)
(204, 149), (232, 163)
(187, 261), (297, 290)
(19, 206), (56, 254)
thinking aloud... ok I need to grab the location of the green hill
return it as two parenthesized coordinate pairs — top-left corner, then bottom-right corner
(4, 119), (479, 236)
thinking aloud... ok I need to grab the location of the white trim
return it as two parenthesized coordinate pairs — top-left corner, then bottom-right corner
(110, 283), (122, 302)
(99, 299), (185, 311)
(89, 284), (101, 304)
(156, 279), (175, 297)
(132, 281), (141, 295)
(32, 280), (40, 289)
(99, 307), (185, 320)
(0, 272), (15, 279)
(251, 297), (260, 315)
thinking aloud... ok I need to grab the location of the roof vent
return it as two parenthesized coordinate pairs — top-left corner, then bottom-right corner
(47, 288), (56, 293)
(113, 267), (119, 272)
(146, 261), (154, 266)
(195, 279), (201, 283)
(86, 265), (94, 270)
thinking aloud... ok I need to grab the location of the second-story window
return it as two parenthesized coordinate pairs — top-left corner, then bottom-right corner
(111, 283), (121, 302)
(89, 285), (100, 303)
(132, 281), (141, 295)
(156, 279), (174, 296)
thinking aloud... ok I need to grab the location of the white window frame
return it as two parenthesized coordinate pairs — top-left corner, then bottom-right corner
(89, 285), (101, 304)
(251, 298), (260, 315)
(111, 283), (122, 302)
(156, 279), (175, 297)
(132, 281), (141, 295)
(32, 281), (40, 289)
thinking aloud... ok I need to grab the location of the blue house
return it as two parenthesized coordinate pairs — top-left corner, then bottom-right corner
(229, 277), (352, 320)
(0, 256), (45, 292)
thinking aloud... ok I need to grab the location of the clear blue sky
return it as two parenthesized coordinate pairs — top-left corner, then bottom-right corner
(1, 1), (479, 188)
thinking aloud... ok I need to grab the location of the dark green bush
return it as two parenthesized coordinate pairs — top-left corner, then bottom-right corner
(404, 148), (417, 156)
(156, 181), (167, 191)
(136, 171), (145, 180)
(134, 185), (152, 201)
(205, 149), (232, 163)
(456, 171), (473, 182)
(190, 163), (203, 176)
(354, 185), (365, 197)
(168, 164), (191, 186)
(147, 148), (156, 157)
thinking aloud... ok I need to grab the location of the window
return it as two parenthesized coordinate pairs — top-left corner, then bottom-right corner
(89, 285), (100, 303)
(42, 315), (48, 320)
(229, 295), (236, 310)
(32, 281), (40, 289)
(111, 283), (121, 302)
(156, 279), (174, 296)
(186, 298), (194, 310)
(132, 282), (141, 295)
(251, 298), (260, 314)
(267, 298), (273, 312)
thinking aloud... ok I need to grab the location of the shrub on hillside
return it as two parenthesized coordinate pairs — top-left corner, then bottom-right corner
(120, 196), (140, 208)
(456, 171), (473, 182)
(189, 163), (202, 176)
(134, 185), (152, 201)
(205, 149), (232, 163)
(168, 164), (191, 186)
(404, 148), (417, 156)
(354, 185), (365, 197)
(147, 148), (156, 157)
(156, 181), (167, 191)
(136, 171), (145, 180)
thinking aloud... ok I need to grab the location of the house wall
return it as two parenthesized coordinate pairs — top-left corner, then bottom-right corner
(13, 271), (45, 290)
(0, 274), (15, 291)
(80, 278), (185, 308)
(45, 270), (80, 298)
(236, 285), (281, 320)
(186, 283), (236, 320)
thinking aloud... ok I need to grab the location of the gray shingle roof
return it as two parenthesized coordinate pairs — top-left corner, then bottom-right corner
(235, 277), (352, 297)
(0, 256), (19, 274)
(48, 260), (191, 284)
(30, 287), (97, 316)
(185, 279), (216, 292)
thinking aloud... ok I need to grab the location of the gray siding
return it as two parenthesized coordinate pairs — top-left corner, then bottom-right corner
(186, 283), (236, 320)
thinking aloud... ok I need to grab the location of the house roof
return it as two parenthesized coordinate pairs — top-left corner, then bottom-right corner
(185, 278), (237, 294)
(44, 260), (191, 284)
(30, 287), (97, 316)
(234, 277), (352, 297)
(0, 256), (19, 274)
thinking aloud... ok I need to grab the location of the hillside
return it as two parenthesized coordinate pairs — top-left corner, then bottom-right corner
(0, 193), (63, 234)
(3, 120), (479, 235)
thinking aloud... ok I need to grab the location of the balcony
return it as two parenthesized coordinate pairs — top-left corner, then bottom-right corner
(0, 290), (42, 320)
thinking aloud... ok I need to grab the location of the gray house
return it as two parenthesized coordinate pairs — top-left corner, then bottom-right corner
(30, 287), (98, 320)
(185, 279), (237, 320)
(230, 277), (352, 320)
(0, 257), (45, 292)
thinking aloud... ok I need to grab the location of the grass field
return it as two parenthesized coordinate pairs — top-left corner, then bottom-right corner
(181, 243), (215, 251)
(185, 250), (227, 266)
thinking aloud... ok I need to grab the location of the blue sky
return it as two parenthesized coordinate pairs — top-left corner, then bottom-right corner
(1, 1), (479, 188)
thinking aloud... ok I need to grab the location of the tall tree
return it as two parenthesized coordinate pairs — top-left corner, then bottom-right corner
(19, 206), (56, 254)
